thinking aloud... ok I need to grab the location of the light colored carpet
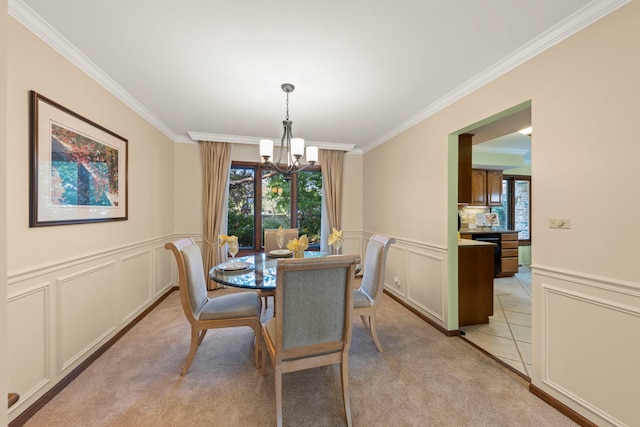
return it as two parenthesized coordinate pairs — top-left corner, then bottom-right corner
(23, 288), (576, 427)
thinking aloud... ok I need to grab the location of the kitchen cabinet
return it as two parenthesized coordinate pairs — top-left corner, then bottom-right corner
(458, 230), (519, 277)
(471, 169), (503, 206)
(498, 232), (519, 277)
(458, 134), (473, 204)
(458, 240), (495, 326)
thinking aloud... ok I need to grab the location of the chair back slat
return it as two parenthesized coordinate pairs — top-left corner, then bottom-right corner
(274, 255), (360, 360)
(264, 228), (299, 253)
(180, 243), (208, 316)
(360, 239), (384, 299)
(282, 267), (348, 350)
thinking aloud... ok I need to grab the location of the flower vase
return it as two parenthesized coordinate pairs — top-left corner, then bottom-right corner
(294, 249), (304, 258)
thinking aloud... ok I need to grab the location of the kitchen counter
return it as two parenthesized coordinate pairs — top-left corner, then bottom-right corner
(460, 229), (519, 277)
(457, 238), (496, 247)
(459, 227), (518, 235)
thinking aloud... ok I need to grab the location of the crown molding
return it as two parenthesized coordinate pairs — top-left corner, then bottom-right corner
(187, 132), (356, 152)
(363, 0), (631, 154)
(10, 0), (629, 150)
(9, 0), (180, 142)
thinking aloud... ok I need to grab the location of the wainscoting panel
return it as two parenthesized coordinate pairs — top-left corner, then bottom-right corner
(119, 250), (153, 324)
(57, 262), (117, 372)
(406, 248), (446, 322)
(385, 245), (405, 296)
(365, 232), (449, 328)
(154, 244), (173, 295)
(536, 269), (640, 427)
(7, 236), (175, 422)
(7, 283), (50, 404)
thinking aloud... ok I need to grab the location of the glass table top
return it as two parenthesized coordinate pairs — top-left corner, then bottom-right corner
(209, 251), (326, 290)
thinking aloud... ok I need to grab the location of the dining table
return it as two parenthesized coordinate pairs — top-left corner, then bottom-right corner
(209, 251), (327, 290)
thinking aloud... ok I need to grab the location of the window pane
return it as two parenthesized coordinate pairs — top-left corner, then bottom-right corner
(491, 180), (509, 227)
(296, 170), (322, 248)
(262, 170), (291, 237)
(514, 180), (530, 240)
(228, 166), (256, 249)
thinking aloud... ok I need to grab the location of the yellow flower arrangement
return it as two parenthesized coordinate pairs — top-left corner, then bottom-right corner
(286, 234), (309, 257)
(218, 234), (238, 245)
(328, 228), (344, 254)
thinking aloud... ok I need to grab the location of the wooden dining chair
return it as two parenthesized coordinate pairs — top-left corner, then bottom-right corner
(260, 254), (360, 427)
(261, 228), (299, 310)
(263, 228), (299, 253)
(353, 234), (395, 352)
(165, 238), (262, 375)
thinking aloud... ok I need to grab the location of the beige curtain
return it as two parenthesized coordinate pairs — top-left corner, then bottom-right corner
(201, 141), (232, 290)
(320, 149), (344, 233)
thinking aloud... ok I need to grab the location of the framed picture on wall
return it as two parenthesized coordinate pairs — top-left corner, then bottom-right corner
(29, 91), (128, 227)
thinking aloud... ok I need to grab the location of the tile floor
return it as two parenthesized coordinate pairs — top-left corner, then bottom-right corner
(460, 267), (532, 377)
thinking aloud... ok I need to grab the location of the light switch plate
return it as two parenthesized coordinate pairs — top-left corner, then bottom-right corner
(549, 218), (571, 229)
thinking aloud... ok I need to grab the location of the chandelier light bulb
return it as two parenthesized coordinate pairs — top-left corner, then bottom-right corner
(260, 139), (274, 161)
(306, 146), (318, 163)
(291, 138), (304, 158)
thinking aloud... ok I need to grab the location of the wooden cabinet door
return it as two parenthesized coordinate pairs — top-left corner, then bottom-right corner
(458, 134), (473, 204)
(487, 170), (503, 206)
(471, 169), (487, 205)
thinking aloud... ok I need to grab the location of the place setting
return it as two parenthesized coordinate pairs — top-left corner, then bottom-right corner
(217, 235), (253, 272)
(267, 226), (293, 258)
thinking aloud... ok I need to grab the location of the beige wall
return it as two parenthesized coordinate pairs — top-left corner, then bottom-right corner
(174, 142), (203, 235)
(7, 21), (175, 272)
(6, 17), (176, 421)
(364, 2), (639, 426)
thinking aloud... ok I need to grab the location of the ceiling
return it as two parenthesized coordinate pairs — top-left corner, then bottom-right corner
(11, 0), (618, 153)
(471, 107), (531, 165)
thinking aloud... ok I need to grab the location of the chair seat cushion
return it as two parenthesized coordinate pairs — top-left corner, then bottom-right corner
(353, 289), (372, 309)
(198, 292), (260, 321)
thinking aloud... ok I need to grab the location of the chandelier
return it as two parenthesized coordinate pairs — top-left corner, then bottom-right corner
(259, 83), (318, 180)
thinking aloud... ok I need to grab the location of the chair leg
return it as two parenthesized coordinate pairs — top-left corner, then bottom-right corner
(181, 327), (201, 376)
(340, 353), (352, 427)
(261, 339), (268, 376)
(253, 324), (261, 369)
(198, 329), (208, 345)
(275, 365), (283, 427)
(360, 314), (369, 330)
(369, 313), (384, 353)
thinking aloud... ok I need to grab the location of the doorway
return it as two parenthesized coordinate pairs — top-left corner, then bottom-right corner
(454, 102), (532, 378)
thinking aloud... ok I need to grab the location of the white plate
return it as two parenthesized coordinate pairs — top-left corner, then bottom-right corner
(217, 261), (251, 271)
(269, 249), (292, 258)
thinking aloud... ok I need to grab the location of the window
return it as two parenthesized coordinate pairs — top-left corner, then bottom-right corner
(227, 162), (322, 253)
(491, 175), (531, 244)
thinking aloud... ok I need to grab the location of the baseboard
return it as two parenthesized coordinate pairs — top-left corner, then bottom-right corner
(383, 289), (457, 337)
(384, 288), (598, 427)
(9, 286), (178, 427)
(529, 384), (597, 427)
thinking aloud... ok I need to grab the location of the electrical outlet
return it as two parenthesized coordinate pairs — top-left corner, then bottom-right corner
(549, 218), (571, 229)
(393, 277), (400, 287)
